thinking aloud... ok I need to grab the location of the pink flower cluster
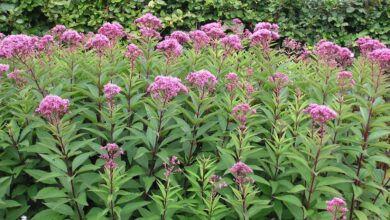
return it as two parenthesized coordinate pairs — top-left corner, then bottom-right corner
(314, 40), (354, 68)
(221, 34), (243, 54)
(104, 83), (121, 109)
(125, 44), (143, 62)
(147, 76), (188, 103)
(250, 22), (279, 51)
(242, 81), (256, 99)
(7, 69), (27, 87)
(231, 18), (244, 36)
(61, 30), (82, 46)
(232, 103), (256, 130)
(225, 72), (239, 92)
(326, 197), (348, 220)
(134, 13), (163, 29)
(98, 22), (125, 40)
(35, 35), (54, 52)
(337, 71), (355, 89)
(36, 95), (70, 122)
(209, 174), (228, 197)
(0, 35), (35, 59)
(100, 143), (124, 170)
(186, 70), (218, 93)
(268, 72), (291, 89)
(356, 37), (386, 55)
(157, 38), (183, 61)
(169, 31), (190, 44)
(303, 104), (337, 124)
(0, 64), (9, 73)
(163, 156), (181, 177)
(200, 22), (226, 40)
(86, 34), (110, 53)
(283, 38), (302, 51)
(140, 27), (161, 39)
(368, 48), (390, 70)
(254, 22), (279, 32)
(230, 161), (254, 185)
(189, 30), (210, 52)
(50, 25), (66, 37)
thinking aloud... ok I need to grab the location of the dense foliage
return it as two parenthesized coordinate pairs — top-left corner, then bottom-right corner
(0, 13), (389, 220)
(1, 0), (390, 45)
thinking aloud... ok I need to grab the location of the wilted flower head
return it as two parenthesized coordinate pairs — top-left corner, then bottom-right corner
(356, 37), (386, 55)
(36, 95), (70, 122)
(283, 38), (301, 51)
(100, 143), (124, 170)
(125, 44), (143, 62)
(0, 35), (36, 59)
(200, 22), (226, 40)
(368, 48), (390, 70)
(221, 34), (243, 54)
(209, 174), (228, 196)
(186, 70), (218, 94)
(169, 31), (190, 44)
(98, 22), (125, 40)
(163, 156), (181, 177)
(86, 34), (110, 53)
(232, 103), (256, 130)
(134, 13), (163, 30)
(230, 161), (254, 185)
(157, 38), (183, 61)
(189, 30), (210, 51)
(147, 76), (188, 103)
(303, 104), (337, 124)
(0, 64), (9, 73)
(337, 71), (355, 89)
(61, 30), (82, 46)
(225, 72), (239, 92)
(268, 72), (291, 89)
(326, 197), (348, 220)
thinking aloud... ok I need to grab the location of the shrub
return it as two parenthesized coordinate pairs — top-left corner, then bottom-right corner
(1, 0), (389, 45)
(0, 14), (389, 220)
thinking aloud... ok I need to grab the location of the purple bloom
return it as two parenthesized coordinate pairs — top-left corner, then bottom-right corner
(200, 22), (226, 40)
(337, 71), (355, 89)
(0, 64), (9, 73)
(61, 30), (82, 46)
(230, 161), (254, 185)
(157, 38), (183, 62)
(250, 29), (279, 51)
(232, 103), (256, 130)
(35, 35), (55, 51)
(104, 83), (121, 100)
(368, 48), (390, 70)
(163, 156), (181, 177)
(169, 31), (190, 44)
(147, 76), (188, 103)
(98, 22), (125, 40)
(186, 70), (218, 93)
(356, 37), (386, 56)
(221, 34), (243, 54)
(268, 72), (291, 88)
(7, 69), (27, 87)
(326, 197), (348, 220)
(36, 95), (70, 122)
(100, 143), (124, 170)
(303, 104), (337, 124)
(225, 72), (239, 92)
(0, 35), (36, 59)
(125, 44), (143, 62)
(50, 25), (67, 37)
(254, 22), (279, 32)
(134, 13), (163, 30)
(189, 30), (210, 52)
(86, 34), (110, 53)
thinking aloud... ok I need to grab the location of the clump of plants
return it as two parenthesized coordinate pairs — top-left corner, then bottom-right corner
(0, 14), (389, 220)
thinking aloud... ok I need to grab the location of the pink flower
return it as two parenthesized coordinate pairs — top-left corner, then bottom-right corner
(0, 33), (5, 40)
(186, 70), (218, 93)
(268, 72), (291, 88)
(157, 38), (183, 61)
(303, 104), (337, 124)
(125, 44), (143, 62)
(0, 64), (9, 73)
(337, 71), (355, 88)
(163, 156), (181, 177)
(314, 40), (353, 68)
(221, 34), (243, 54)
(104, 83), (121, 100)
(250, 29), (279, 51)
(200, 22), (226, 40)
(100, 143), (124, 170)
(356, 37), (386, 55)
(326, 197), (348, 220)
(242, 82), (256, 99)
(225, 72), (239, 92)
(169, 31), (190, 44)
(36, 95), (70, 122)
(189, 30), (210, 52)
(147, 76), (188, 103)
(232, 103), (256, 130)
(98, 22), (125, 40)
(230, 161), (254, 185)
(337, 47), (354, 67)
(254, 22), (279, 32)
(35, 35), (54, 51)
(139, 27), (161, 39)
(86, 34), (110, 53)
(7, 69), (27, 87)
(209, 174), (228, 196)
(0, 35), (35, 59)
(368, 48), (390, 70)
(50, 25), (66, 37)
(283, 38), (301, 51)
(60, 30), (82, 46)
(134, 13), (163, 30)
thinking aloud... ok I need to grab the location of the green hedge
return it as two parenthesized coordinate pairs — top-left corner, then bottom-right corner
(1, 0), (389, 45)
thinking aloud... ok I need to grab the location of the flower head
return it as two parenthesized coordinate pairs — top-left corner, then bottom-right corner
(186, 70), (218, 93)
(250, 29), (279, 51)
(200, 22), (226, 40)
(98, 22), (125, 40)
(232, 103), (256, 130)
(169, 31), (190, 44)
(134, 13), (163, 30)
(164, 156), (181, 177)
(0, 64), (9, 73)
(139, 27), (161, 39)
(36, 95), (70, 122)
(147, 76), (188, 103)
(157, 38), (183, 61)
(189, 30), (210, 52)
(0, 35), (36, 59)
(314, 40), (353, 68)
(35, 35), (55, 52)
(50, 25), (66, 37)
(326, 197), (348, 220)
(254, 22), (279, 32)
(337, 71), (355, 89)
(230, 161), (254, 185)
(61, 30), (82, 46)
(221, 34), (243, 54)
(125, 44), (143, 62)
(225, 72), (239, 93)
(368, 48), (390, 70)
(303, 104), (337, 124)
(268, 72), (291, 89)
(7, 69), (27, 87)
(356, 37), (386, 56)
(104, 83), (121, 100)
(283, 38), (301, 51)
(100, 143), (124, 170)
(86, 34), (110, 53)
